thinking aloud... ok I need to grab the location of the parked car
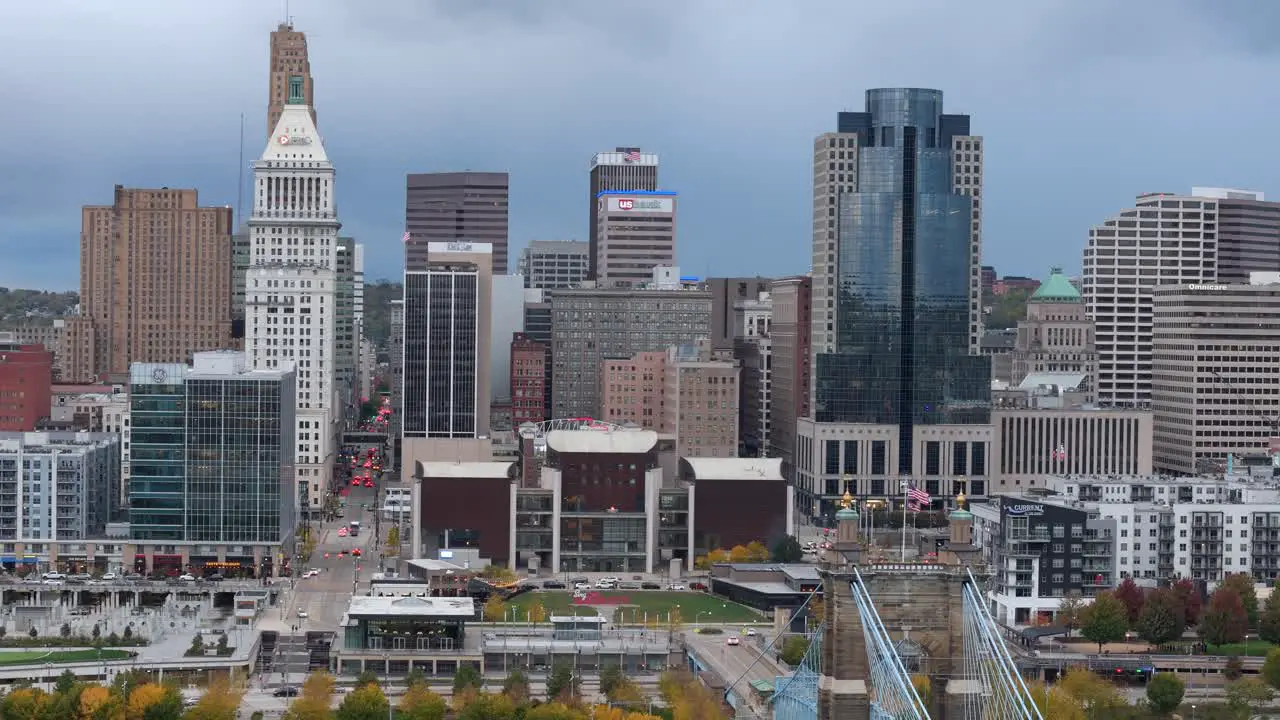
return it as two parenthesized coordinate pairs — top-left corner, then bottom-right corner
(641, 582), (661, 590)
(100, 573), (118, 581)
(179, 574), (196, 582)
(542, 581), (566, 589)
(690, 582), (708, 591)
(272, 687), (299, 698)
(669, 583), (687, 591)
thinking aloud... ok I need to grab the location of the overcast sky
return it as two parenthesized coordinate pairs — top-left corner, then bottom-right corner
(1, 0), (1277, 290)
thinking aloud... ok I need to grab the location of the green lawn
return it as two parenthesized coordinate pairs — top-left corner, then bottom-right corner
(1206, 642), (1275, 657)
(504, 590), (763, 625)
(0, 649), (132, 666)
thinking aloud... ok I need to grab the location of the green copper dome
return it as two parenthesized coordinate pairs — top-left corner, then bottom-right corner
(836, 506), (859, 521)
(1030, 267), (1081, 302)
(950, 508), (973, 520)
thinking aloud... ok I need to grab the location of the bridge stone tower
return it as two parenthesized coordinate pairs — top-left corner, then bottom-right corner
(816, 494), (989, 719)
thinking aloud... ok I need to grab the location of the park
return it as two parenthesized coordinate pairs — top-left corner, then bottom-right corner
(502, 590), (764, 625)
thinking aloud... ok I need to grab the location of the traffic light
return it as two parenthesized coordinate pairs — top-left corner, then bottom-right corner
(353, 548), (362, 558)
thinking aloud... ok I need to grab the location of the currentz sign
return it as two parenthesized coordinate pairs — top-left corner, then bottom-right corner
(277, 135), (312, 146)
(610, 197), (673, 213)
(1003, 502), (1045, 517)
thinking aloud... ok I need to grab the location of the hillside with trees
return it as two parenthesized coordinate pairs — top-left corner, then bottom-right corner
(0, 287), (79, 327)
(362, 280), (402, 349)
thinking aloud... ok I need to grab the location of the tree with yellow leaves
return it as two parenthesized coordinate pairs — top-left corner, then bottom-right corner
(658, 670), (728, 720)
(1055, 667), (1125, 716)
(590, 709), (664, 720)
(283, 671), (336, 720)
(334, 682), (389, 720)
(744, 540), (770, 562)
(667, 607), (683, 634)
(527, 597), (547, 625)
(706, 548), (729, 565)
(0, 687), (49, 720)
(182, 676), (244, 720)
(728, 545), (750, 563)
(454, 691), (517, 719)
(911, 675), (932, 708)
(124, 683), (182, 720)
(1027, 681), (1086, 720)
(397, 682), (447, 720)
(483, 594), (506, 622)
(79, 685), (123, 720)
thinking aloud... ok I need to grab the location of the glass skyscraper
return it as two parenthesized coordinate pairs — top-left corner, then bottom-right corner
(815, 88), (990, 475)
(128, 352), (296, 572)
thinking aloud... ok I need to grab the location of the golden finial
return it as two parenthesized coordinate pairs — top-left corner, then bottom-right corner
(956, 492), (967, 510)
(840, 490), (854, 510)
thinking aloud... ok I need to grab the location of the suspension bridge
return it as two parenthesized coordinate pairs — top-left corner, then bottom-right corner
(748, 497), (1043, 719)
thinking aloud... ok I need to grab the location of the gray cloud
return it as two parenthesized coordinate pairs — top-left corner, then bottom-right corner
(1, 0), (1277, 289)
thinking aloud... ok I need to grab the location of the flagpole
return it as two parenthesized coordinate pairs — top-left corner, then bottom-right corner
(901, 479), (908, 562)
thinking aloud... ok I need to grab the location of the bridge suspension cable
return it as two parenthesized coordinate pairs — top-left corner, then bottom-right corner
(852, 567), (930, 720)
(961, 567), (1045, 720)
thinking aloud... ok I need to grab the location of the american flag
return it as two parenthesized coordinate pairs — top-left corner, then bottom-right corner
(401, 231), (411, 244)
(907, 483), (930, 506)
(623, 150), (641, 162)
(1051, 443), (1066, 461)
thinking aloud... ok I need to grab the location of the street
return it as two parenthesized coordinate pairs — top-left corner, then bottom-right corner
(283, 479), (379, 630)
(683, 629), (785, 713)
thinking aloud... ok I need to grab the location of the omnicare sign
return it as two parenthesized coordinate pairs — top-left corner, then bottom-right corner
(611, 197), (672, 213)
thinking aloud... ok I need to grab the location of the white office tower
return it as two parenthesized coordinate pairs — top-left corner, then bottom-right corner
(245, 82), (340, 516)
(1083, 192), (1219, 408)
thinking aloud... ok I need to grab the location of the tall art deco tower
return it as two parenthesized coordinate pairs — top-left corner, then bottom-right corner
(244, 74), (340, 516)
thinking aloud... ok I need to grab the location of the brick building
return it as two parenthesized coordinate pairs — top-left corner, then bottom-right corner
(0, 343), (53, 431)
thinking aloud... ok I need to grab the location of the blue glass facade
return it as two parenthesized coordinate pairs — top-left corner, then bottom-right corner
(815, 88), (990, 474)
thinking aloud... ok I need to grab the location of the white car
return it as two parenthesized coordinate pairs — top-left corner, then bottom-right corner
(303, 570), (319, 579)
(574, 582), (590, 591)
(179, 574), (196, 581)
(727, 636), (740, 646)
(595, 580), (615, 589)
(296, 609), (309, 619)
(101, 573), (118, 581)
(669, 583), (687, 591)
(746, 628), (757, 637)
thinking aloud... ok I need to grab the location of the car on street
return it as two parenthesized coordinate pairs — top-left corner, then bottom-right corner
(179, 574), (196, 581)
(296, 609), (309, 618)
(100, 573), (118, 581)
(272, 687), (299, 698)
(727, 636), (740, 646)
(745, 628), (757, 637)
(303, 570), (319, 578)
(641, 582), (661, 590)
(669, 583), (687, 591)
(543, 581), (566, 589)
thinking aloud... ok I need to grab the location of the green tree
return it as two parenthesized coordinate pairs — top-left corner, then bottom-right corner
(546, 663), (579, 703)
(397, 682), (447, 720)
(185, 634), (204, 657)
(386, 526), (400, 556)
(780, 635), (809, 666)
(1261, 585), (1280, 643)
(404, 666), (427, 688)
(599, 664), (624, 697)
(483, 595), (506, 622)
(1136, 587), (1185, 645)
(335, 683), (389, 720)
(984, 288), (1033, 330)
(1226, 677), (1275, 717)
(1200, 588), (1249, 646)
(1225, 655), (1245, 682)
(59, 622), (71, 638)
(501, 668), (530, 704)
(1262, 647), (1280, 690)
(251, 713), (265, 720)
(453, 664), (483, 694)
(28, 626), (37, 638)
(1113, 578), (1145, 625)
(1145, 673), (1184, 715)
(1057, 591), (1086, 636)
(1080, 592), (1128, 652)
(1221, 573), (1259, 628)
(770, 535), (804, 563)
(54, 669), (78, 695)
(354, 669), (379, 688)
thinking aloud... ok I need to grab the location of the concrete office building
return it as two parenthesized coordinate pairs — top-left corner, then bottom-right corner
(1083, 192), (1219, 408)
(589, 148), (659, 281)
(1195, 187), (1280, 284)
(389, 300), (405, 436)
(768, 276), (811, 468)
(990, 406), (1153, 491)
(127, 352), (295, 576)
(594, 191), (677, 288)
(231, 226), (251, 341)
(244, 82), (340, 515)
(267, 22), (315, 138)
(405, 173), (510, 274)
(1152, 276), (1280, 475)
(403, 243), (493, 440)
(812, 89), (984, 361)
(550, 274), (711, 418)
(519, 240), (589, 290)
(64, 187), (233, 384)
(709, 278), (773, 350)
(335, 238), (361, 415)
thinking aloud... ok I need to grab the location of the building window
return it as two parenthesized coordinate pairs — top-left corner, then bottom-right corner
(825, 441), (840, 475)
(952, 444), (966, 476)
(925, 442), (941, 476)
(871, 441), (887, 476)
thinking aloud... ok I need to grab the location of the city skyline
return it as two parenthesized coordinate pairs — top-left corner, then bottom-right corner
(3, 1), (1278, 291)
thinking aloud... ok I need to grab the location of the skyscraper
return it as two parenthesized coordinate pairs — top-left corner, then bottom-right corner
(588, 148), (658, 280)
(64, 186), (233, 383)
(1083, 192), (1219, 407)
(244, 76), (339, 516)
(594, 191), (678, 287)
(811, 90), (984, 361)
(267, 22), (315, 138)
(402, 242), (493, 439)
(796, 89), (990, 519)
(405, 172), (510, 273)
(1193, 187), (1280, 284)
